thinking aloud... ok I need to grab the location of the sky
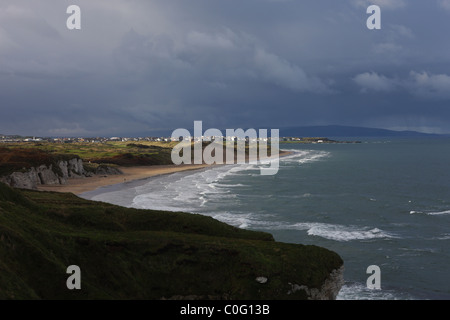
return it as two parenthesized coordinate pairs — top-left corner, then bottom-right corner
(1, 0), (450, 136)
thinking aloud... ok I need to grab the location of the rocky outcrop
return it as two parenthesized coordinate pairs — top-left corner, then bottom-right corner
(164, 266), (344, 300)
(1, 168), (41, 190)
(287, 266), (344, 300)
(94, 165), (123, 176)
(0, 158), (121, 190)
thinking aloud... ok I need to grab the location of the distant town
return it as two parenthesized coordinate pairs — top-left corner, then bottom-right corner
(0, 134), (361, 144)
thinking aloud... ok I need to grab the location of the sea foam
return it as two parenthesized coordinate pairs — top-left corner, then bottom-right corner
(337, 283), (412, 300)
(265, 222), (395, 241)
(426, 209), (450, 215)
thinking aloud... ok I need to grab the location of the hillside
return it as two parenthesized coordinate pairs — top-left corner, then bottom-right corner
(0, 183), (343, 300)
(280, 125), (440, 138)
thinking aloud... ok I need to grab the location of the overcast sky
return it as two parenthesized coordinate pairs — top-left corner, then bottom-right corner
(1, 0), (450, 136)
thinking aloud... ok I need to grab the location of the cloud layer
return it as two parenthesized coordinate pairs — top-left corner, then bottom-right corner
(354, 71), (450, 99)
(1, 0), (450, 135)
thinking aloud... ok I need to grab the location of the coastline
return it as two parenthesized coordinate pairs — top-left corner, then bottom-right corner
(36, 164), (210, 195)
(37, 150), (292, 195)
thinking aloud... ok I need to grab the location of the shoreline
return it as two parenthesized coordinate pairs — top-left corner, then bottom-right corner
(36, 164), (210, 195)
(37, 150), (293, 195)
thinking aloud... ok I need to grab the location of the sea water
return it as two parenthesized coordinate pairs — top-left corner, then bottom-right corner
(82, 137), (450, 300)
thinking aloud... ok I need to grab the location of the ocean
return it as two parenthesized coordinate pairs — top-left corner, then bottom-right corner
(81, 137), (450, 300)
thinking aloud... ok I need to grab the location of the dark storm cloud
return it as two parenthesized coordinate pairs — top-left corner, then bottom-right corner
(1, 0), (450, 136)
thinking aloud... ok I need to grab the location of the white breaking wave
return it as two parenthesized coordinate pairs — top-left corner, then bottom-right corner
(129, 149), (331, 212)
(306, 225), (393, 241)
(337, 283), (413, 300)
(210, 211), (272, 229)
(280, 149), (330, 165)
(215, 183), (247, 188)
(436, 233), (450, 240)
(410, 209), (450, 216)
(426, 210), (450, 216)
(131, 162), (258, 211)
(266, 222), (395, 241)
(217, 218), (397, 242)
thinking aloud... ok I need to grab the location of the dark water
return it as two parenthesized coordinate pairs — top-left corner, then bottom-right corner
(82, 138), (450, 300)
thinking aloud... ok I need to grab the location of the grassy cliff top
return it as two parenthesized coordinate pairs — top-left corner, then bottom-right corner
(0, 142), (176, 171)
(0, 183), (343, 300)
(0, 141), (274, 172)
(0, 147), (80, 176)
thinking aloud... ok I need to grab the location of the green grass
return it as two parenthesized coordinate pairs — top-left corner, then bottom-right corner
(0, 142), (177, 173)
(0, 183), (343, 300)
(0, 147), (79, 176)
(0, 141), (275, 174)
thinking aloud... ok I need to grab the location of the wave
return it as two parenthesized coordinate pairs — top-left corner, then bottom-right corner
(130, 149), (331, 212)
(286, 223), (395, 241)
(426, 209), (450, 215)
(410, 209), (450, 216)
(398, 247), (439, 257)
(306, 225), (393, 241)
(280, 149), (330, 165)
(210, 211), (271, 229)
(436, 233), (450, 240)
(215, 183), (247, 188)
(130, 163), (259, 211)
(242, 220), (396, 242)
(337, 283), (413, 300)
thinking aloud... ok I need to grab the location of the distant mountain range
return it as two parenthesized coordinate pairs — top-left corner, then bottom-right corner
(279, 125), (444, 138)
(1, 125), (446, 139)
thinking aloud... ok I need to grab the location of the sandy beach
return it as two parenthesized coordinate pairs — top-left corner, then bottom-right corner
(37, 151), (292, 195)
(37, 164), (210, 195)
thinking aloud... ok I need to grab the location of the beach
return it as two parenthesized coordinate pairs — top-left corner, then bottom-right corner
(36, 150), (291, 195)
(37, 164), (210, 195)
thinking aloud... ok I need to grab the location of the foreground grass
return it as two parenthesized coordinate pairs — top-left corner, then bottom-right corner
(0, 183), (342, 300)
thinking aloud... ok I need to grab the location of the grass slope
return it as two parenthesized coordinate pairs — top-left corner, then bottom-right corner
(0, 183), (343, 300)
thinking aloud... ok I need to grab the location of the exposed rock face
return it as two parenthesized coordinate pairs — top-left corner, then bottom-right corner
(163, 266), (344, 300)
(287, 266), (344, 300)
(37, 165), (60, 185)
(1, 168), (40, 190)
(68, 159), (85, 177)
(58, 161), (69, 180)
(0, 158), (121, 190)
(95, 165), (123, 176)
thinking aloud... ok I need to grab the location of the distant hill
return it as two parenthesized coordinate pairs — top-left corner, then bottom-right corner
(280, 125), (441, 138)
(161, 125), (442, 139)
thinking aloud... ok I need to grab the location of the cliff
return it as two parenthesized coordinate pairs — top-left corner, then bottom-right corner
(0, 158), (122, 190)
(0, 183), (344, 300)
(287, 266), (344, 300)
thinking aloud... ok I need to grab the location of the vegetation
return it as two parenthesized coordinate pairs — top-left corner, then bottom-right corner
(0, 141), (177, 168)
(0, 147), (78, 177)
(0, 183), (343, 300)
(0, 141), (274, 174)
(0, 141), (342, 299)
